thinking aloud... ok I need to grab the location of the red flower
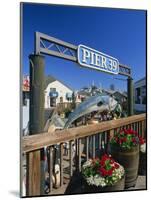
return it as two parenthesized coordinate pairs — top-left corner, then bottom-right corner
(123, 129), (129, 134)
(108, 169), (113, 176)
(100, 155), (107, 166)
(139, 136), (145, 145)
(119, 138), (124, 144)
(99, 167), (108, 176)
(110, 158), (115, 164)
(127, 129), (134, 134)
(99, 167), (113, 177)
(120, 129), (124, 134)
(114, 163), (119, 169)
(132, 138), (136, 143)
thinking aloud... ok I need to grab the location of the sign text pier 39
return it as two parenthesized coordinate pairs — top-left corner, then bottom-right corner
(77, 45), (119, 75)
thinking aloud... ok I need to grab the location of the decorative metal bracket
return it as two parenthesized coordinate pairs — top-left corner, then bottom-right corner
(35, 32), (77, 62)
(35, 32), (131, 77)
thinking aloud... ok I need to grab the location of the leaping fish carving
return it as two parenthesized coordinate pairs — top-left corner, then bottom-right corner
(64, 94), (121, 128)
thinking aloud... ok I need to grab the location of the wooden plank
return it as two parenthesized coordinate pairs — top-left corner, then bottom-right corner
(26, 150), (41, 196)
(49, 146), (53, 192)
(129, 123), (132, 129)
(144, 119), (146, 138)
(22, 114), (146, 153)
(132, 123), (135, 130)
(40, 149), (45, 195)
(137, 122), (139, 133)
(142, 120), (145, 138)
(60, 143), (63, 186)
(78, 139), (81, 171)
(109, 129), (114, 140)
(92, 135), (95, 158)
(75, 139), (78, 170)
(98, 133), (102, 149)
(86, 137), (89, 161)
(69, 141), (73, 177)
(138, 121), (141, 137)
(105, 131), (110, 153)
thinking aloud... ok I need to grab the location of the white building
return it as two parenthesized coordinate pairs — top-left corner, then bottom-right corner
(44, 76), (73, 108)
(134, 77), (146, 112)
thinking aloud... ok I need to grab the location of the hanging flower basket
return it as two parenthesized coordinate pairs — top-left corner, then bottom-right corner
(110, 128), (145, 188)
(82, 154), (125, 193)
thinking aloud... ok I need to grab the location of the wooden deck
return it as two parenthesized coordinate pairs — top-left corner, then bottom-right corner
(49, 153), (146, 195)
(49, 175), (146, 195)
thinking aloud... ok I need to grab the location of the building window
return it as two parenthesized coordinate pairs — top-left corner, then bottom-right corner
(50, 88), (56, 92)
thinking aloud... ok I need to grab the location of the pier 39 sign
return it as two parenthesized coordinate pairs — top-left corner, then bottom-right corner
(77, 45), (119, 75)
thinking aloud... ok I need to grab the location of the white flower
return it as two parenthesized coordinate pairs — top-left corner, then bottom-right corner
(82, 159), (93, 169)
(140, 143), (146, 153)
(86, 175), (106, 187)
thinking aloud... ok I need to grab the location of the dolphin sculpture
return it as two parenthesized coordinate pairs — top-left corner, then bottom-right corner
(64, 94), (121, 128)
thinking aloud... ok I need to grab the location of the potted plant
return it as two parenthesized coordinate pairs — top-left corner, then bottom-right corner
(82, 154), (125, 193)
(110, 128), (145, 188)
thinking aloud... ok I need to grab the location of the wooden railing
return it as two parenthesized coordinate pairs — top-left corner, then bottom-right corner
(22, 113), (146, 196)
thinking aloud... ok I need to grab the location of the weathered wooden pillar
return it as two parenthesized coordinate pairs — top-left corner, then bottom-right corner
(127, 77), (134, 116)
(26, 54), (45, 196)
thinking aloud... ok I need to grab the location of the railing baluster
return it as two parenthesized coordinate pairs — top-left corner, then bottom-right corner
(139, 121), (142, 137)
(101, 132), (105, 150)
(26, 151), (41, 196)
(86, 136), (89, 161)
(137, 122), (139, 133)
(141, 120), (145, 138)
(129, 123), (132, 129)
(49, 146), (53, 193)
(138, 122), (140, 133)
(60, 143), (63, 186)
(75, 139), (78, 171)
(92, 135), (95, 158)
(78, 139), (81, 172)
(144, 119), (146, 138)
(105, 131), (110, 153)
(40, 149), (45, 195)
(135, 122), (137, 131)
(105, 131), (108, 144)
(98, 133), (102, 149)
(69, 141), (73, 177)
(127, 124), (130, 129)
(110, 129), (114, 140)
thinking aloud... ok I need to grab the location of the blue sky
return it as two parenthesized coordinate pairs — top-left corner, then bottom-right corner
(22, 3), (146, 91)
